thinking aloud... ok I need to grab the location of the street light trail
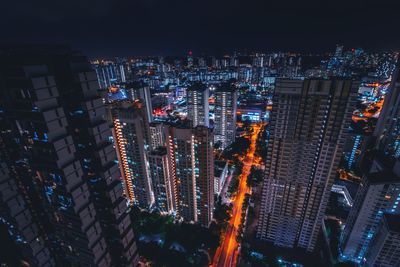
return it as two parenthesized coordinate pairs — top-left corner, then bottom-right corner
(212, 124), (261, 267)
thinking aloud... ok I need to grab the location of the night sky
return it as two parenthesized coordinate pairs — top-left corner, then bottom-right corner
(2, 0), (400, 57)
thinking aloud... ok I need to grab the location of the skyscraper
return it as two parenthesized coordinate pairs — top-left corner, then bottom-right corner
(334, 45), (344, 58)
(364, 213), (400, 267)
(230, 56), (239, 67)
(110, 100), (153, 208)
(186, 82), (209, 127)
(257, 78), (358, 252)
(127, 81), (153, 123)
(148, 147), (175, 213)
(374, 63), (400, 158)
(92, 60), (127, 89)
(214, 83), (238, 149)
(0, 46), (138, 266)
(340, 65), (400, 264)
(253, 53), (266, 67)
(149, 122), (166, 150)
(165, 124), (214, 226)
(0, 156), (55, 266)
(340, 167), (400, 263)
(198, 57), (207, 68)
(344, 133), (363, 170)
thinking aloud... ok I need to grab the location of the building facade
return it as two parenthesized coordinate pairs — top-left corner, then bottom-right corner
(149, 122), (166, 150)
(0, 46), (138, 266)
(165, 125), (214, 226)
(364, 214), (400, 267)
(148, 147), (175, 213)
(374, 63), (400, 158)
(127, 81), (153, 123)
(186, 82), (209, 127)
(0, 157), (55, 266)
(110, 101), (153, 208)
(340, 167), (400, 263)
(214, 83), (238, 149)
(340, 66), (400, 264)
(257, 78), (358, 251)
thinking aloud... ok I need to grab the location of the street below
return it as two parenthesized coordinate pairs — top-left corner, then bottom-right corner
(212, 123), (261, 267)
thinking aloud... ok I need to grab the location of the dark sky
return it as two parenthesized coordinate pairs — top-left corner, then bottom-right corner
(2, 0), (400, 57)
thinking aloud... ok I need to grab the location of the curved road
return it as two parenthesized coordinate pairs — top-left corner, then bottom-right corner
(212, 124), (261, 267)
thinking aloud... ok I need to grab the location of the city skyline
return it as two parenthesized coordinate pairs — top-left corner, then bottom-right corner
(1, 15), (400, 265)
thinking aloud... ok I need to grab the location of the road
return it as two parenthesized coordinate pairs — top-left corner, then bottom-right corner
(212, 124), (261, 267)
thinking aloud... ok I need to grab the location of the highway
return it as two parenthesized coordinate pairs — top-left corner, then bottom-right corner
(212, 124), (261, 267)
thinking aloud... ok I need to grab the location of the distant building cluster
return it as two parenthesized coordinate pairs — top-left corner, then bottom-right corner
(106, 81), (238, 227)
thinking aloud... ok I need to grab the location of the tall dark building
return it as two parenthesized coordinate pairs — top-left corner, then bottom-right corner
(0, 46), (138, 266)
(0, 155), (55, 266)
(364, 213), (400, 267)
(257, 79), (358, 251)
(374, 63), (400, 158)
(148, 146), (175, 213)
(340, 167), (400, 263)
(340, 66), (400, 265)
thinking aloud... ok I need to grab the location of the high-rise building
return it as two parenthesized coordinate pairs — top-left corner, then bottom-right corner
(148, 147), (175, 213)
(127, 81), (153, 123)
(214, 83), (238, 149)
(344, 133), (363, 170)
(94, 62), (115, 89)
(221, 57), (229, 68)
(0, 157), (55, 266)
(117, 62), (127, 83)
(340, 66), (400, 264)
(253, 53), (266, 67)
(186, 82), (209, 127)
(230, 56), (239, 67)
(212, 57), (220, 68)
(340, 166), (400, 263)
(214, 160), (229, 196)
(110, 100), (153, 208)
(374, 63), (400, 158)
(364, 214), (400, 267)
(335, 45), (344, 58)
(257, 78), (358, 252)
(198, 57), (207, 68)
(165, 124), (214, 226)
(149, 122), (166, 150)
(0, 46), (138, 266)
(92, 60), (127, 89)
